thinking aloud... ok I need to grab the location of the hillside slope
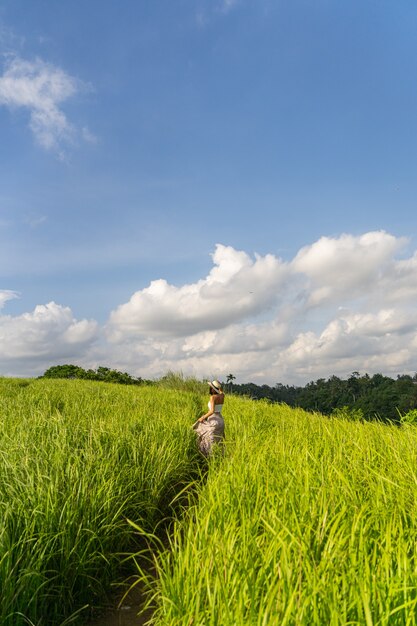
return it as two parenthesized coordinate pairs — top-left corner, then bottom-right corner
(142, 396), (417, 625)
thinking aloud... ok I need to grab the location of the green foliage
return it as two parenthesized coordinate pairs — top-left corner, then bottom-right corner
(231, 371), (417, 422)
(41, 368), (417, 423)
(156, 370), (208, 394)
(42, 363), (87, 379)
(41, 364), (143, 385)
(226, 373), (236, 392)
(331, 405), (364, 422)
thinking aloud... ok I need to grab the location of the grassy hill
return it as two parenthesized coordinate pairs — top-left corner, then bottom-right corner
(1, 378), (417, 625)
(0, 378), (201, 625)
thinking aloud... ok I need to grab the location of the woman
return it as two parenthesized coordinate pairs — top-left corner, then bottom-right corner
(193, 380), (225, 457)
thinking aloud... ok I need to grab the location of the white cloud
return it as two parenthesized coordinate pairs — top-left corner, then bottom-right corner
(3, 231), (417, 384)
(183, 318), (289, 356)
(0, 301), (98, 376)
(0, 55), (92, 156)
(0, 290), (19, 310)
(107, 244), (287, 340)
(104, 233), (417, 383)
(379, 252), (417, 303)
(292, 231), (405, 306)
(278, 309), (417, 382)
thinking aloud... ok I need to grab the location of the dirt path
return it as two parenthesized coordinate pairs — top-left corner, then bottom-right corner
(84, 465), (206, 626)
(84, 578), (154, 626)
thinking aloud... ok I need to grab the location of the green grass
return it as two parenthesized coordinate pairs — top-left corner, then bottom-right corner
(3, 377), (417, 625)
(0, 378), (202, 625)
(156, 371), (208, 394)
(141, 396), (417, 625)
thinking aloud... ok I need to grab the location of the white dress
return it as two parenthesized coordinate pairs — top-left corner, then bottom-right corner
(194, 402), (225, 457)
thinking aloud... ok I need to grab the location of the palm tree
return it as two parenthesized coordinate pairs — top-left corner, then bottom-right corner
(226, 373), (236, 392)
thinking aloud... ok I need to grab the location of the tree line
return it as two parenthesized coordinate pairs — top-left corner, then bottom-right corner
(41, 365), (417, 423)
(228, 372), (417, 422)
(41, 364), (145, 386)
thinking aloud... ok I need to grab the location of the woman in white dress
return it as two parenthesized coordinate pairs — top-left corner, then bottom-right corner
(193, 380), (225, 457)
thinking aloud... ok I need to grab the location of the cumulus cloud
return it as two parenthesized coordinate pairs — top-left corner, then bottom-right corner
(108, 244), (287, 340)
(3, 231), (417, 383)
(104, 232), (417, 383)
(277, 309), (417, 383)
(292, 231), (405, 306)
(183, 318), (289, 356)
(379, 252), (417, 304)
(0, 301), (98, 376)
(0, 55), (92, 155)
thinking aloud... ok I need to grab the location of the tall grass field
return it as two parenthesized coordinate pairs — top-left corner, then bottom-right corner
(1, 378), (417, 624)
(0, 378), (201, 625)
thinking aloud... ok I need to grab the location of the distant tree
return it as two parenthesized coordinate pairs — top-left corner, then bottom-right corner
(347, 372), (361, 403)
(229, 371), (417, 423)
(331, 406), (364, 422)
(42, 364), (87, 379)
(226, 373), (236, 392)
(41, 364), (142, 386)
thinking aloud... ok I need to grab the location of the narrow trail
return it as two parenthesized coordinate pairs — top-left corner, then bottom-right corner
(85, 580), (153, 626)
(84, 442), (210, 626)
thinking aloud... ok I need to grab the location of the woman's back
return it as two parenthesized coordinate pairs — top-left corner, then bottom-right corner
(209, 392), (224, 414)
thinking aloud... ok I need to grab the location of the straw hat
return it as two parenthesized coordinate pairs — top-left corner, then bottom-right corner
(208, 380), (222, 393)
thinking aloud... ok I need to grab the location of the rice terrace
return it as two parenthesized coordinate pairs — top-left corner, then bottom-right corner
(2, 374), (417, 625)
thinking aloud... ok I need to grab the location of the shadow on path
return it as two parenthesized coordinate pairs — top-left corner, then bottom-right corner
(84, 576), (153, 626)
(84, 454), (211, 626)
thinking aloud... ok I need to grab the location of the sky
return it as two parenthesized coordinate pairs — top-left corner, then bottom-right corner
(1, 0), (417, 384)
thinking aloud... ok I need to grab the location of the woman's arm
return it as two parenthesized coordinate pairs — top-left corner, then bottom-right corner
(198, 396), (215, 422)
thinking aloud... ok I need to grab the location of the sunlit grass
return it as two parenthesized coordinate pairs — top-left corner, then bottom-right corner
(0, 378), (202, 626)
(144, 396), (417, 625)
(3, 377), (417, 625)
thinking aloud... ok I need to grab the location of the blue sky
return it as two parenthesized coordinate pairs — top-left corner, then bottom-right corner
(1, 0), (417, 383)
